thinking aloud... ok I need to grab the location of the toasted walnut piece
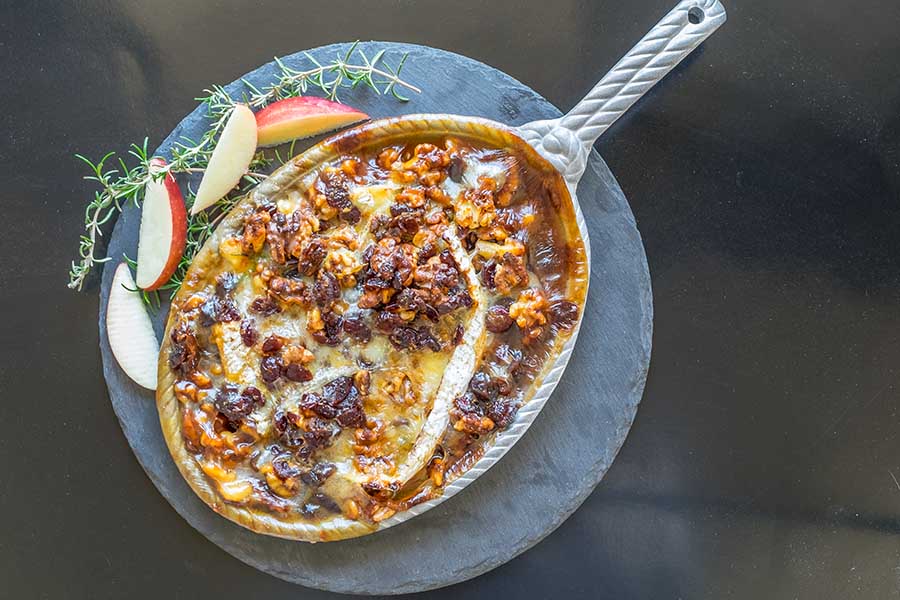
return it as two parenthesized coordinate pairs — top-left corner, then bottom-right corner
(241, 208), (271, 254)
(453, 413), (496, 434)
(200, 460), (236, 483)
(344, 499), (360, 520)
(282, 345), (314, 365)
(307, 307), (325, 332)
(455, 177), (497, 229)
(340, 158), (366, 181)
(376, 147), (401, 170)
(371, 506), (397, 523)
(267, 276), (309, 306)
(396, 187), (426, 208)
(322, 247), (363, 287)
(219, 236), (249, 270)
(496, 157), (521, 207)
(509, 288), (550, 342)
(353, 370), (371, 395)
(174, 381), (198, 404)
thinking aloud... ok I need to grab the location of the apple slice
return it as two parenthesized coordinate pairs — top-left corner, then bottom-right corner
(191, 103), (258, 215)
(136, 158), (187, 290)
(255, 96), (369, 147)
(107, 263), (159, 390)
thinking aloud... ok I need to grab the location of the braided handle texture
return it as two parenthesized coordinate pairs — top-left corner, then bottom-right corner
(519, 0), (726, 188)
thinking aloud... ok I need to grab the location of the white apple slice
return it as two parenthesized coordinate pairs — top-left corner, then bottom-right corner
(255, 96), (369, 147)
(136, 158), (187, 290)
(107, 262), (159, 390)
(191, 103), (258, 215)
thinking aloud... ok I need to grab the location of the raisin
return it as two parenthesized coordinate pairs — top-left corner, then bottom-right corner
(481, 259), (498, 290)
(284, 363), (312, 382)
(342, 313), (372, 342)
(261, 334), (285, 355)
(485, 304), (514, 333)
(249, 296), (281, 315)
(336, 386), (365, 428)
(239, 320), (257, 347)
(260, 355), (284, 383)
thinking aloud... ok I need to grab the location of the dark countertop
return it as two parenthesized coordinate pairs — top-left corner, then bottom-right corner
(3, 0), (899, 598)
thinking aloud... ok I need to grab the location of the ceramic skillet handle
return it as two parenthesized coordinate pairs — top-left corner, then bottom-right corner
(518, 0), (727, 189)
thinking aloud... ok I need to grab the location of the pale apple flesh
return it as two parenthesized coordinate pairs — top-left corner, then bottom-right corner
(107, 263), (160, 390)
(255, 96), (369, 147)
(191, 104), (258, 215)
(136, 158), (187, 290)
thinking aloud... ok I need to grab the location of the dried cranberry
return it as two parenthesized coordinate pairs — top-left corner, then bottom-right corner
(469, 372), (500, 402)
(342, 206), (361, 224)
(214, 384), (261, 426)
(297, 237), (327, 276)
(485, 304), (514, 333)
(300, 462), (336, 487)
(261, 334), (285, 355)
(452, 324), (464, 346)
(311, 310), (343, 346)
(549, 299), (580, 329)
(454, 392), (482, 416)
(284, 363), (312, 383)
(389, 326), (419, 350)
(239, 320), (257, 347)
(274, 411), (304, 448)
(260, 355), (284, 383)
(169, 323), (199, 376)
(481, 259), (498, 290)
(272, 456), (301, 480)
(313, 271), (341, 307)
(374, 311), (402, 333)
(322, 376), (352, 405)
(249, 296), (281, 315)
(486, 398), (517, 428)
(342, 314), (372, 342)
(335, 386), (365, 427)
(449, 155), (464, 182)
(215, 272), (238, 297)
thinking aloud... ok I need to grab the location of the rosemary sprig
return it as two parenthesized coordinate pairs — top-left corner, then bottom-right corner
(248, 42), (420, 107)
(68, 44), (419, 296)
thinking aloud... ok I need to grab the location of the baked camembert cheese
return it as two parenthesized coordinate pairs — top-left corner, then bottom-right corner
(157, 119), (588, 541)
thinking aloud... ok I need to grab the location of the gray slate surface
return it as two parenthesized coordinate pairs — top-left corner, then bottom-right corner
(98, 42), (652, 594)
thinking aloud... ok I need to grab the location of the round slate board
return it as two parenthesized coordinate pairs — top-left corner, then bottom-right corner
(98, 42), (652, 594)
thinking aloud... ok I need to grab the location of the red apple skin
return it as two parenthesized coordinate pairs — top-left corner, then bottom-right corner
(140, 158), (187, 290)
(255, 96), (369, 147)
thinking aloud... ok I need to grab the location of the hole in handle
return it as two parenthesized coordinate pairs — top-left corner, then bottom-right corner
(688, 6), (705, 24)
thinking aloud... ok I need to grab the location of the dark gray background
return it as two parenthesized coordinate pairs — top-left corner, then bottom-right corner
(3, 0), (900, 598)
